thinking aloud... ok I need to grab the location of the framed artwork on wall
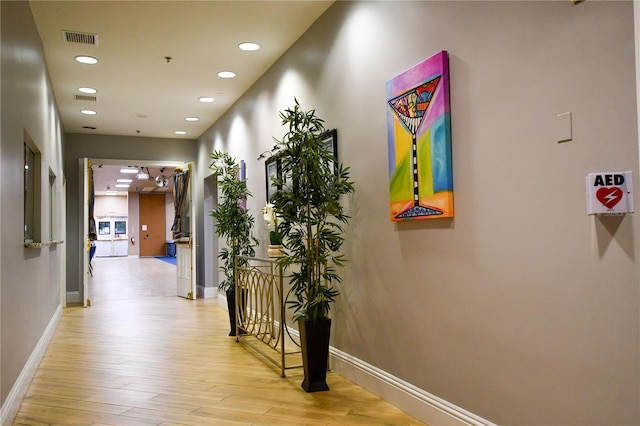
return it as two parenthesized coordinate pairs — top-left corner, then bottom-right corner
(265, 129), (338, 202)
(265, 156), (280, 203)
(385, 50), (454, 221)
(321, 129), (338, 176)
(239, 159), (247, 210)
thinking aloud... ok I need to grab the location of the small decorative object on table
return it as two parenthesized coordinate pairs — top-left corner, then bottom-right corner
(262, 202), (283, 257)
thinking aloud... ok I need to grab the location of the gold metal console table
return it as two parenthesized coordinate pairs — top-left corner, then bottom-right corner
(234, 256), (302, 377)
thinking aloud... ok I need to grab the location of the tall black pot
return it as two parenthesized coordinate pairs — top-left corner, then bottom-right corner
(226, 288), (247, 336)
(226, 288), (238, 336)
(298, 317), (331, 392)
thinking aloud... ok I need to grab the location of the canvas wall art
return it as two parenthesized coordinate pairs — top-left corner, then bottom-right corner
(386, 50), (453, 221)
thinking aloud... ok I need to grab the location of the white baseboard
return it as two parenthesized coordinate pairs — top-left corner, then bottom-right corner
(1, 304), (62, 426)
(218, 293), (228, 310)
(66, 291), (80, 304)
(200, 285), (217, 299)
(329, 347), (496, 426)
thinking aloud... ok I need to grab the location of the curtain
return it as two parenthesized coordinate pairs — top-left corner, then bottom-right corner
(171, 168), (190, 237)
(88, 165), (97, 241)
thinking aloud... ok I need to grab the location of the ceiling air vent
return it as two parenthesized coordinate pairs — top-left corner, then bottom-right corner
(74, 94), (97, 102)
(62, 30), (98, 45)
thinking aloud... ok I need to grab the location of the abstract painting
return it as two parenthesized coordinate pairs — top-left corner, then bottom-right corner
(386, 50), (453, 221)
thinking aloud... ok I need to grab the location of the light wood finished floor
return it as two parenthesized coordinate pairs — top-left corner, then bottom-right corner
(13, 257), (424, 425)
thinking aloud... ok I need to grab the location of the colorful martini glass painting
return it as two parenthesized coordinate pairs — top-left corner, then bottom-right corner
(386, 50), (453, 221)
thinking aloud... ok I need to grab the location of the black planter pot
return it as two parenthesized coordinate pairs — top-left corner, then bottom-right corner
(226, 288), (238, 336)
(226, 288), (247, 336)
(298, 318), (331, 392)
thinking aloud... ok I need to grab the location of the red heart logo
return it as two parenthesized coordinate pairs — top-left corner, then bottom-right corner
(596, 187), (623, 209)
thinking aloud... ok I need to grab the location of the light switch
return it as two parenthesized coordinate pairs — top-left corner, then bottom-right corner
(142, 224), (147, 231)
(556, 112), (572, 143)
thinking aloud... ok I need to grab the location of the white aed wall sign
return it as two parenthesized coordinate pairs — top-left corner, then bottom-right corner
(586, 171), (634, 215)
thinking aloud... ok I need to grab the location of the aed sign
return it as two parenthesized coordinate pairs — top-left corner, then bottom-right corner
(586, 171), (634, 215)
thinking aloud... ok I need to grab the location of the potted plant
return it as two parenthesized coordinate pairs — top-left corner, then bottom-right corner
(209, 150), (259, 336)
(261, 202), (283, 257)
(271, 99), (355, 392)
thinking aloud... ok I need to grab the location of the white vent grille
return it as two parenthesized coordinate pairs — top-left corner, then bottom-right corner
(63, 30), (98, 45)
(74, 94), (97, 102)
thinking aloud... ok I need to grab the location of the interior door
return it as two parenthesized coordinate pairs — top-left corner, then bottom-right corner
(189, 163), (197, 300)
(81, 158), (90, 307)
(176, 163), (197, 299)
(139, 193), (166, 257)
(60, 178), (67, 307)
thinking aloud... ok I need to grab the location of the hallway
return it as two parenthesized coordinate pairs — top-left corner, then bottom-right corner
(90, 257), (178, 302)
(12, 258), (423, 425)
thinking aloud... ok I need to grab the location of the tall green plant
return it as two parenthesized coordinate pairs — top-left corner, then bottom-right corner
(271, 100), (355, 323)
(209, 151), (258, 292)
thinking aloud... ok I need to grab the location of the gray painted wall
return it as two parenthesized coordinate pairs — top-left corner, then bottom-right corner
(1, 1), (638, 424)
(0, 1), (65, 405)
(64, 133), (197, 294)
(195, 1), (639, 424)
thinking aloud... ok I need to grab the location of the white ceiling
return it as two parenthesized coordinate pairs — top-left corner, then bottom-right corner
(92, 164), (177, 195)
(29, 1), (333, 195)
(29, 0), (333, 139)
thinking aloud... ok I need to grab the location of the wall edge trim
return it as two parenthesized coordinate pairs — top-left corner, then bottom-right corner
(0, 304), (62, 426)
(201, 285), (217, 299)
(218, 293), (228, 310)
(66, 291), (81, 304)
(329, 347), (497, 426)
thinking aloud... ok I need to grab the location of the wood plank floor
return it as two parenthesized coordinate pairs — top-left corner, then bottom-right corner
(13, 257), (424, 425)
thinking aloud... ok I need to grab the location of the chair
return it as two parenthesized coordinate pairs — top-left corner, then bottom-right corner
(89, 244), (97, 276)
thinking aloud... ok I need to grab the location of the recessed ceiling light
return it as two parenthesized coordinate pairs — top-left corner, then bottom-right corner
(185, 117), (199, 122)
(120, 168), (139, 174)
(217, 71), (236, 79)
(81, 109), (96, 115)
(115, 184), (130, 188)
(75, 55), (98, 65)
(78, 87), (97, 94)
(239, 42), (260, 51)
(137, 173), (149, 180)
(105, 191), (118, 195)
(117, 179), (133, 183)
(175, 131), (187, 135)
(198, 97), (215, 103)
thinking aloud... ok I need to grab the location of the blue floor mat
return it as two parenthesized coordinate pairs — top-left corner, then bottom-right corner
(155, 256), (177, 265)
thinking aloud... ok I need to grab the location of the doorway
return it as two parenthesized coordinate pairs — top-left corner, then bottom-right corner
(203, 174), (219, 297)
(81, 158), (193, 305)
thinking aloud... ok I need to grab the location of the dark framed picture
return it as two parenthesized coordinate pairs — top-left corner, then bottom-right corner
(265, 156), (280, 203)
(321, 129), (338, 175)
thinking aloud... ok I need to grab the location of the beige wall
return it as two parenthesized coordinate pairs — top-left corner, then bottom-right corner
(196, 1), (639, 424)
(0, 0), (65, 408)
(94, 195), (128, 218)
